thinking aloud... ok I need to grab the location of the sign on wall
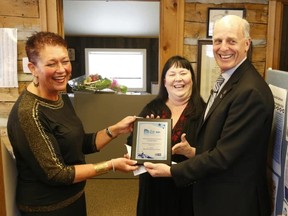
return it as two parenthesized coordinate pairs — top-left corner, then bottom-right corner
(0, 28), (18, 87)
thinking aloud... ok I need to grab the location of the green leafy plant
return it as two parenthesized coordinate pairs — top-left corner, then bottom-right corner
(68, 74), (127, 94)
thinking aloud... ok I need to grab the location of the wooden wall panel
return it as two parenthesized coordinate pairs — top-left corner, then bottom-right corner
(253, 62), (266, 77)
(266, 0), (288, 70)
(245, 4), (268, 23)
(183, 2), (269, 78)
(0, 17), (41, 39)
(17, 41), (27, 59)
(0, 0), (60, 215)
(185, 3), (207, 22)
(250, 23), (267, 40)
(159, 0), (184, 75)
(183, 44), (198, 62)
(252, 46), (266, 62)
(0, 0), (38, 17)
(184, 22), (206, 38)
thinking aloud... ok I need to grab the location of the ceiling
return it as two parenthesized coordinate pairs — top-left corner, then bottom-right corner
(63, 0), (160, 37)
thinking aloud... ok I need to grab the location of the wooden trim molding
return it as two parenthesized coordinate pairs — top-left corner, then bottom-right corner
(56, 0), (64, 37)
(39, 0), (48, 31)
(39, 0), (64, 36)
(159, 0), (184, 76)
(266, 0), (288, 70)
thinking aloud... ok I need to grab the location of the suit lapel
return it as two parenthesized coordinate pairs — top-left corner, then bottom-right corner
(200, 59), (250, 126)
(203, 86), (231, 123)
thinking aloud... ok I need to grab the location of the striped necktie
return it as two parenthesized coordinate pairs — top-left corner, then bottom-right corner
(204, 75), (225, 118)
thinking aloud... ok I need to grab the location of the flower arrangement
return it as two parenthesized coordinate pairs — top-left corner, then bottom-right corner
(68, 74), (127, 94)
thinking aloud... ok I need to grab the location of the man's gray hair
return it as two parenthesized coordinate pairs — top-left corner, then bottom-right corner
(214, 15), (251, 39)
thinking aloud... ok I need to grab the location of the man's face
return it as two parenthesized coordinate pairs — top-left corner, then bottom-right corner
(212, 18), (250, 72)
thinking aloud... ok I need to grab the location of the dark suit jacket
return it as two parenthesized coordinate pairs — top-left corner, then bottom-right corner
(171, 59), (274, 216)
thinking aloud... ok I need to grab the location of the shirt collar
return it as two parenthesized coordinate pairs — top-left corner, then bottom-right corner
(217, 57), (247, 92)
(221, 57), (247, 80)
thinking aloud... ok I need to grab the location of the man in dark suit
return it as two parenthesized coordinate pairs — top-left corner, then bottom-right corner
(144, 15), (274, 216)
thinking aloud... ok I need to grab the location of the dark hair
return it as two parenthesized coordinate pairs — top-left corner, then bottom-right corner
(156, 55), (204, 117)
(25, 31), (67, 64)
(157, 55), (198, 100)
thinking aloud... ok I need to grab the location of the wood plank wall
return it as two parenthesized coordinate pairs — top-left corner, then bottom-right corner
(0, 1), (42, 215)
(183, 2), (268, 78)
(0, 0), (41, 127)
(159, 0), (185, 73)
(0, 0), (42, 92)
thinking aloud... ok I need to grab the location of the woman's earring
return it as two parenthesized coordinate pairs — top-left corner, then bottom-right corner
(33, 76), (39, 87)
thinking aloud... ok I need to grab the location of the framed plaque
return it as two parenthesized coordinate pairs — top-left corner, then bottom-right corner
(131, 118), (172, 165)
(207, 8), (246, 38)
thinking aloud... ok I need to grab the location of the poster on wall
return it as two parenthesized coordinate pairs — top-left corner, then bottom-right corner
(286, 105), (288, 142)
(269, 84), (287, 176)
(269, 169), (279, 216)
(0, 28), (18, 87)
(266, 69), (288, 215)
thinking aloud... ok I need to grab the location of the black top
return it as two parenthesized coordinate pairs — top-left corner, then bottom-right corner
(7, 90), (97, 213)
(127, 98), (205, 216)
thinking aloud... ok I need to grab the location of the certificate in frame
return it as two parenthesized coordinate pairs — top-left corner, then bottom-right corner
(131, 118), (172, 165)
(68, 48), (76, 61)
(207, 8), (246, 38)
(197, 39), (217, 102)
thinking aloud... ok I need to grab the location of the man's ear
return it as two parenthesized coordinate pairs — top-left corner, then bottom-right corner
(245, 38), (251, 52)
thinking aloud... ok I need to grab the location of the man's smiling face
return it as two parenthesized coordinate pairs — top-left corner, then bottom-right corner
(212, 16), (250, 72)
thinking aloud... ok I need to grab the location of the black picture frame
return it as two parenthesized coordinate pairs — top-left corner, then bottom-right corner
(68, 48), (76, 61)
(197, 39), (216, 102)
(131, 118), (172, 165)
(207, 8), (246, 38)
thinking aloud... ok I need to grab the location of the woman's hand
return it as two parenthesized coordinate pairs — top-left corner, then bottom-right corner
(172, 133), (195, 158)
(143, 162), (171, 177)
(110, 116), (137, 137)
(145, 114), (160, 119)
(123, 153), (130, 159)
(111, 158), (138, 172)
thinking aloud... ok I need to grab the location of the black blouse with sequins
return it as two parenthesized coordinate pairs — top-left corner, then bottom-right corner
(7, 90), (97, 212)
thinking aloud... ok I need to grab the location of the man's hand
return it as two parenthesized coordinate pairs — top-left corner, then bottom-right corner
(143, 162), (172, 177)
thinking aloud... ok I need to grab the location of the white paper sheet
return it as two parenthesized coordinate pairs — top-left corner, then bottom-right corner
(0, 28), (18, 87)
(125, 144), (176, 176)
(269, 84), (287, 176)
(125, 144), (147, 176)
